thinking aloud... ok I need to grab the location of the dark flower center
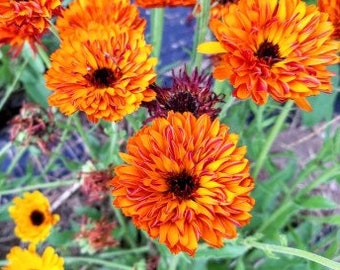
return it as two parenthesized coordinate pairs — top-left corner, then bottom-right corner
(30, 210), (45, 226)
(256, 40), (283, 66)
(166, 171), (198, 200)
(85, 68), (116, 88)
(165, 91), (199, 114)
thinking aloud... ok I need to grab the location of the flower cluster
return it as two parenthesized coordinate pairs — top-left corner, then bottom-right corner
(4, 191), (63, 269)
(0, 0), (62, 56)
(45, 0), (157, 123)
(3, 0), (340, 260)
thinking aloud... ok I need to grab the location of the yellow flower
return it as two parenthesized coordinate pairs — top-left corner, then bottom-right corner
(8, 191), (59, 244)
(198, 0), (339, 111)
(111, 112), (255, 256)
(3, 246), (64, 270)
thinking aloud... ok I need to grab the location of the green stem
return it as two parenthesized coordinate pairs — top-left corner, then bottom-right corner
(99, 246), (149, 258)
(256, 199), (294, 234)
(191, 0), (210, 70)
(0, 142), (11, 186)
(37, 44), (51, 69)
(0, 180), (75, 196)
(0, 142), (11, 158)
(64, 257), (133, 270)
(48, 21), (61, 42)
(108, 123), (121, 165)
(169, 254), (180, 270)
(150, 8), (164, 68)
(112, 207), (136, 248)
(297, 166), (340, 197)
(214, 80), (234, 116)
(73, 115), (97, 160)
(256, 155), (340, 235)
(5, 146), (27, 175)
(252, 100), (294, 179)
(245, 240), (340, 270)
(40, 116), (72, 177)
(0, 57), (29, 111)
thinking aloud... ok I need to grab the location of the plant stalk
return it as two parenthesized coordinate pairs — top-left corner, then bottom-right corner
(244, 240), (340, 270)
(151, 8), (164, 68)
(252, 100), (294, 179)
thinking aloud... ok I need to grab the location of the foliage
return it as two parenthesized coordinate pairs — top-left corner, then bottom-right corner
(0, 0), (340, 269)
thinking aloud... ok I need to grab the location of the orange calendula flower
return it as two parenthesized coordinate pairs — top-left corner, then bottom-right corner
(45, 25), (157, 123)
(318, 0), (340, 39)
(196, 1), (238, 20)
(111, 112), (255, 256)
(3, 246), (64, 270)
(135, 0), (196, 8)
(209, 0), (238, 20)
(0, 0), (62, 55)
(56, 0), (145, 40)
(8, 191), (60, 244)
(198, 0), (339, 111)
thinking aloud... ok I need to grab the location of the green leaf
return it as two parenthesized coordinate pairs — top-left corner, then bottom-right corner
(74, 206), (101, 220)
(195, 243), (249, 259)
(20, 70), (49, 108)
(324, 239), (339, 259)
(307, 215), (340, 226)
(0, 205), (10, 222)
(16, 44), (50, 107)
(0, 48), (15, 87)
(48, 229), (75, 247)
(301, 93), (336, 127)
(298, 195), (337, 209)
(303, 0), (317, 5)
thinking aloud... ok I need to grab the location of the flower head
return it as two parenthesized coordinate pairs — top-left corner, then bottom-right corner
(77, 217), (119, 252)
(8, 191), (60, 244)
(45, 25), (157, 123)
(135, 0), (196, 8)
(144, 67), (224, 121)
(3, 246), (64, 270)
(198, 0), (339, 111)
(318, 0), (340, 39)
(209, 0), (238, 20)
(111, 112), (255, 256)
(80, 163), (113, 203)
(56, 0), (145, 40)
(9, 103), (58, 154)
(0, 0), (62, 56)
